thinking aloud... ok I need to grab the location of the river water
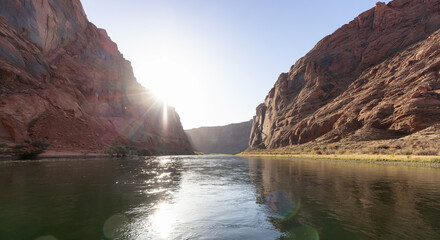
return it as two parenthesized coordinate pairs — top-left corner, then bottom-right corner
(1, 155), (440, 240)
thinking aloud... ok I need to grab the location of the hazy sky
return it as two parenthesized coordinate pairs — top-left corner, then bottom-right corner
(81, 0), (390, 129)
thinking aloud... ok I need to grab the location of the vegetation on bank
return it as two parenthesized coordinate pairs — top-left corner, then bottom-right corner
(239, 141), (440, 164)
(104, 145), (131, 157)
(238, 152), (440, 164)
(104, 142), (194, 158)
(0, 140), (193, 160)
(0, 140), (51, 160)
(104, 144), (158, 157)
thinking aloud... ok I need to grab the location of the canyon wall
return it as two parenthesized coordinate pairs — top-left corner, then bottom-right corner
(250, 0), (440, 149)
(0, 0), (193, 154)
(186, 121), (252, 154)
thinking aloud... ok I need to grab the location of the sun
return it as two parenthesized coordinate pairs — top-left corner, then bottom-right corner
(139, 55), (195, 108)
(131, 38), (212, 129)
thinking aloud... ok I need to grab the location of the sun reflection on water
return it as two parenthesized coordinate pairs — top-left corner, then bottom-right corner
(150, 202), (176, 239)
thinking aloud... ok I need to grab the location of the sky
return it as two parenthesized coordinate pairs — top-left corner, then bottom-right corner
(81, 0), (390, 130)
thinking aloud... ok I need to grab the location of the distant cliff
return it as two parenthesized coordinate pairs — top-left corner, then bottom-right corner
(186, 121), (252, 154)
(250, 0), (440, 149)
(0, 0), (193, 154)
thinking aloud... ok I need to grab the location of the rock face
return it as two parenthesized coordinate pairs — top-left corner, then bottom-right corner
(250, 0), (440, 149)
(0, 0), (193, 154)
(186, 121), (252, 154)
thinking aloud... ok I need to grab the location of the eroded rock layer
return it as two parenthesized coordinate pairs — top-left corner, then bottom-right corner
(0, 0), (193, 154)
(186, 121), (252, 154)
(250, 0), (440, 149)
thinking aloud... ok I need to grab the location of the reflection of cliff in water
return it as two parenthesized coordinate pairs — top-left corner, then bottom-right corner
(247, 157), (440, 239)
(0, 157), (184, 240)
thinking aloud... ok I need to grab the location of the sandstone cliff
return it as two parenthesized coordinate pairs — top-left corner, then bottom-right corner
(250, 0), (440, 149)
(0, 0), (193, 154)
(186, 121), (252, 154)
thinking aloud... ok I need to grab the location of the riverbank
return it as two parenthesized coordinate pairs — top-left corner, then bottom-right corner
(241, 125), (440, 166)
(0, 150), (109, 161)
(238, 151), (440, 165)
(39, 151), (108, 159)
(240, 128), (440, 166)
(0, 149), (197, 161)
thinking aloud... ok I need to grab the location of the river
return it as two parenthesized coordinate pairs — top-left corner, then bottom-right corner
(1, 155), (440, 239)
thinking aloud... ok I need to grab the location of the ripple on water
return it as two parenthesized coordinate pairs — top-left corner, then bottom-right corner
(102, 214), (130, 239)
(34, 236), (58, 240)
(2, 155), (440, 239)
(265, 190), (300, 221)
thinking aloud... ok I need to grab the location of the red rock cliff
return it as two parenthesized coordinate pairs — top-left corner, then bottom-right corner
(186, 121), (252, 154)
(250, 0), (440, 149)
(0, 0), (193, 154)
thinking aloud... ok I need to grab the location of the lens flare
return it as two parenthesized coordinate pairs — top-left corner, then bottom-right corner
(265, 190), (300, 220)
(103, 214), (129, 239)
(282, 225), (320, 240)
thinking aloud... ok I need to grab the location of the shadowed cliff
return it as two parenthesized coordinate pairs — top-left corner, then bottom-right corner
(0, 0), (193, 154)
(186, 121), (252, 154)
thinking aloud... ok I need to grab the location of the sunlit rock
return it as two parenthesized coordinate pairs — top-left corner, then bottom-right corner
(250, 0), (440, 149)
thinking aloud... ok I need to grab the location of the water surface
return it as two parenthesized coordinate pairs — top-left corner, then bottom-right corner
(0, 155), (440, 239)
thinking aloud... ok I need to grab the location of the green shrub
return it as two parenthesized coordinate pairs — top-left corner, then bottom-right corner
(137, 148), (152, 156)
(105, 145), (130, 157)
(31, 140), (50, 149)
(12, 140), (50, 160)
(377, 145), (390, 149)
(336, 149), (347, 155)
(414, 149), (438, 156)
(368, 148), (380, 154)
(0, 143), (9, 154)
(313, 150), (323, 155)
(401, 149), (413, 155)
